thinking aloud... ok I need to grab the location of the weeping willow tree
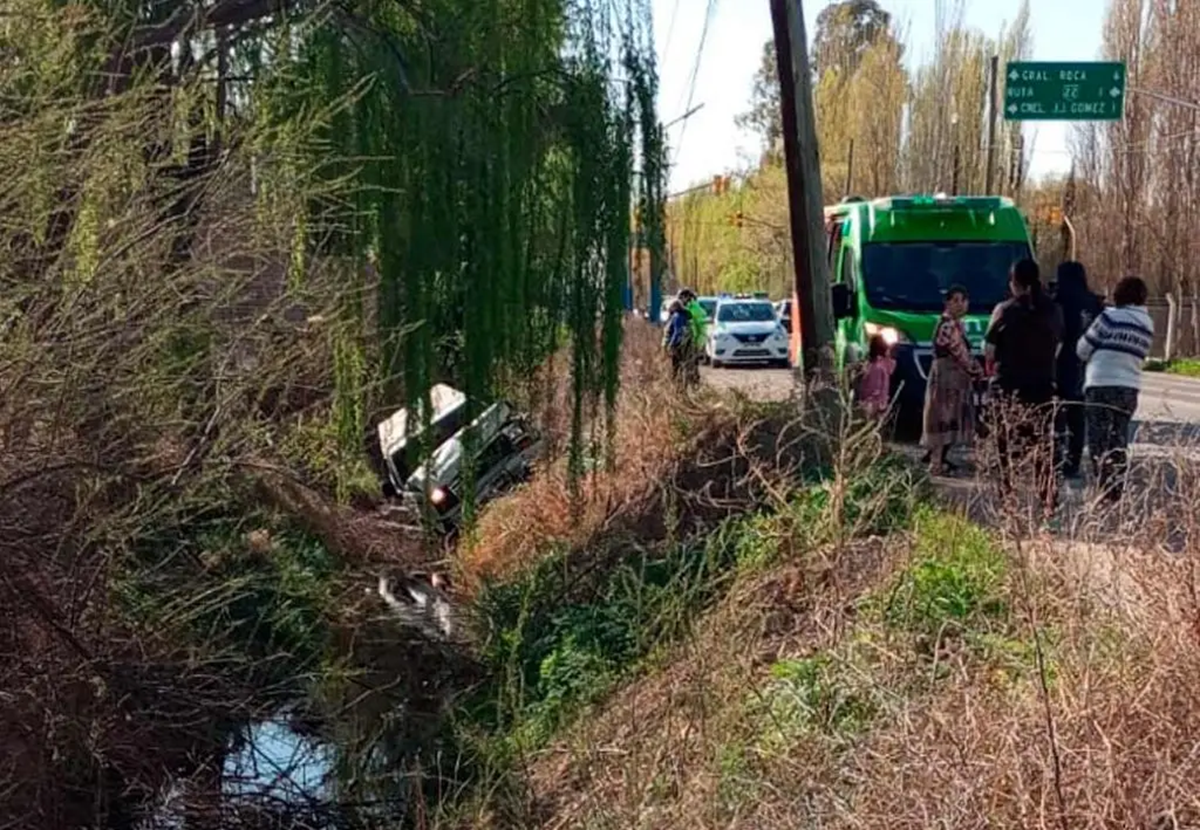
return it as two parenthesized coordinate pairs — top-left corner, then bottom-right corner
(218, 0), (665, 500)
(55, 0), (662, 500)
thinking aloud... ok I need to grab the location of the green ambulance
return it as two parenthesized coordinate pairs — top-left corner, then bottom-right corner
(824, 194), (1034, 427)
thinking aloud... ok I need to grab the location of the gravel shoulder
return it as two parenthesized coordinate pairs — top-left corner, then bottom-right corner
(704, 364), (1200, 551)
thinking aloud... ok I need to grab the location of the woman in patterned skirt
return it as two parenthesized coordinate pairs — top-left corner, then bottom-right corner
(922, 285), (983, 475)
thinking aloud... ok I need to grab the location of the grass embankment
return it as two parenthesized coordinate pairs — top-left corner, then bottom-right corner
(436, 379), (1200, 828)
(1145, 356), (1200, 377)
(425, 378), (928, 824)
(455, 510), (1200, 828)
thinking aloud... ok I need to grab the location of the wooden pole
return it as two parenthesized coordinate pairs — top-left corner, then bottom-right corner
(985, 55), (999, 194)
(844, 138), (855, 197)
(1166, 292), (1178, 363)
(952, 141), (961, 195)
(770, 0), (834, 380)
(1061, 212), (1077, 261)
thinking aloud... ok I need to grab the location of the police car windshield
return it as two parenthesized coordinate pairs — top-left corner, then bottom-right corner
(717, 301), (775, 323)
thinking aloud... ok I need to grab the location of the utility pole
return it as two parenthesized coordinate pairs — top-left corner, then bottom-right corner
(985, 54), (999, 195)
(770, 0), (834, 380)
(1006, 135), (1017, 195)
(1062, 160), (1077, 261)
(950, 113), (960, 195)
(1014, 132), (1026, 198)
(844, 138), (855, 197)
(952, 142), (961, 195)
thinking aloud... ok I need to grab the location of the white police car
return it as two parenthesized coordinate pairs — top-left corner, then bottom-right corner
(705, 296), (790, 368)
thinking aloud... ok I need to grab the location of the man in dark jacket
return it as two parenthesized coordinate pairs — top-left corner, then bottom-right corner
(1052, 261), (1104, 477)
(985, 258), (1064, 515)
(662, 299), (693, 384)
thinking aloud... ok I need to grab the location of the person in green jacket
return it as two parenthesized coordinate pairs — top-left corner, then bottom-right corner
(678, 288), (706, 383)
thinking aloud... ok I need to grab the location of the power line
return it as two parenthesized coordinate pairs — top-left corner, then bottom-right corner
(661, 0), (682, 66)
(1025, 128), (1200, 155)
(664, 102), (704, 130)
(1129, 86), (1200, 112)
(671, 0), (718, 170)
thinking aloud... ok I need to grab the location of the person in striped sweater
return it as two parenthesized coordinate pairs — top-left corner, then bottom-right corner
(1076, 276), (1154, 501)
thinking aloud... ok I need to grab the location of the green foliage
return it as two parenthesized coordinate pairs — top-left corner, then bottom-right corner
(881, 508), (1009, 639)
(838, 451), (929, 535)
(715, 741), (760, 816)
(732, 511), (784, 572)
(735, 39), (783, 155)
(760, 654), (876, 741)
(813, 0), (893, 79)
(0, 2), (674, 824)
(473, 526), (744, 744)
(279, 414), (380, 503)
(668, 176), (792, 298)
(1151, 357), (1200, 377)
(117, 514), (340, 692)
(469, 453), (925, 749)
(778, 452), (927, 553)
(249, 0), (665, 484)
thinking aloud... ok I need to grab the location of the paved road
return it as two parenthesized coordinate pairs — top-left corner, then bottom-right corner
(704, 365), (1200, 443)
(702, 365), (796, 403)
(705, 365), (1200, 547)
(1132, 371), (1200, 450)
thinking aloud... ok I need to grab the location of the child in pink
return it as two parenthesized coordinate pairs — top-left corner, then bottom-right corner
(858, 334), (895, 419)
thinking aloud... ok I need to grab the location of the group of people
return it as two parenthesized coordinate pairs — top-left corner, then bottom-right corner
(859, 258), (1154, 511)
(662, 288), (708, 385)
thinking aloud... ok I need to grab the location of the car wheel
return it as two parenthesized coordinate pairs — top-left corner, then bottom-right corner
(773, 359), (790, 369)
(710, 359), (724, 369)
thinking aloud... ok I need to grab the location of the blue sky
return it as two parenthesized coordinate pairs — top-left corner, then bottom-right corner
(654, 0), (1108, 192)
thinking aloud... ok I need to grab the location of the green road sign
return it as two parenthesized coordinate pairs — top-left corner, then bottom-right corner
(1004, 61), (1126, 121)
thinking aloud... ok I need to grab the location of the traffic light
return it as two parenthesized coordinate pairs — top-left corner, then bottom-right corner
(1031, 204), (1062, 225)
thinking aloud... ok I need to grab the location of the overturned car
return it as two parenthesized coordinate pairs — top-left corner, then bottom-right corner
(373, 384), (542, 531)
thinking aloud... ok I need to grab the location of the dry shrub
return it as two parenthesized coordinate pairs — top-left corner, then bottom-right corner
(0, 8), (373, 827)
(490, 438), (1200, 830)
(457, 318), (726, 586)
(842, 538), (1200, 830)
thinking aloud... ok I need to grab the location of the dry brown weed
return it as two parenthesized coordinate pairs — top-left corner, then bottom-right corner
(456, 319), (729, 589)
(482, 453), (1200, 830)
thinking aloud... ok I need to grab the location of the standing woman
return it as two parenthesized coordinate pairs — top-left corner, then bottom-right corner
(985, 259), (1064, 514)
(1052, 261), (1104, 477)
(922, 285), (982, 475)
(1076, 276), (1153, 501)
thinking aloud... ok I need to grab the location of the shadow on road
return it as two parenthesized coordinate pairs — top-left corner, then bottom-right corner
(1130, 418), (1200, 447)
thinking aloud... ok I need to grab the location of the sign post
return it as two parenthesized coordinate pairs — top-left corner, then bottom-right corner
(1004, 61), (1126, 121)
